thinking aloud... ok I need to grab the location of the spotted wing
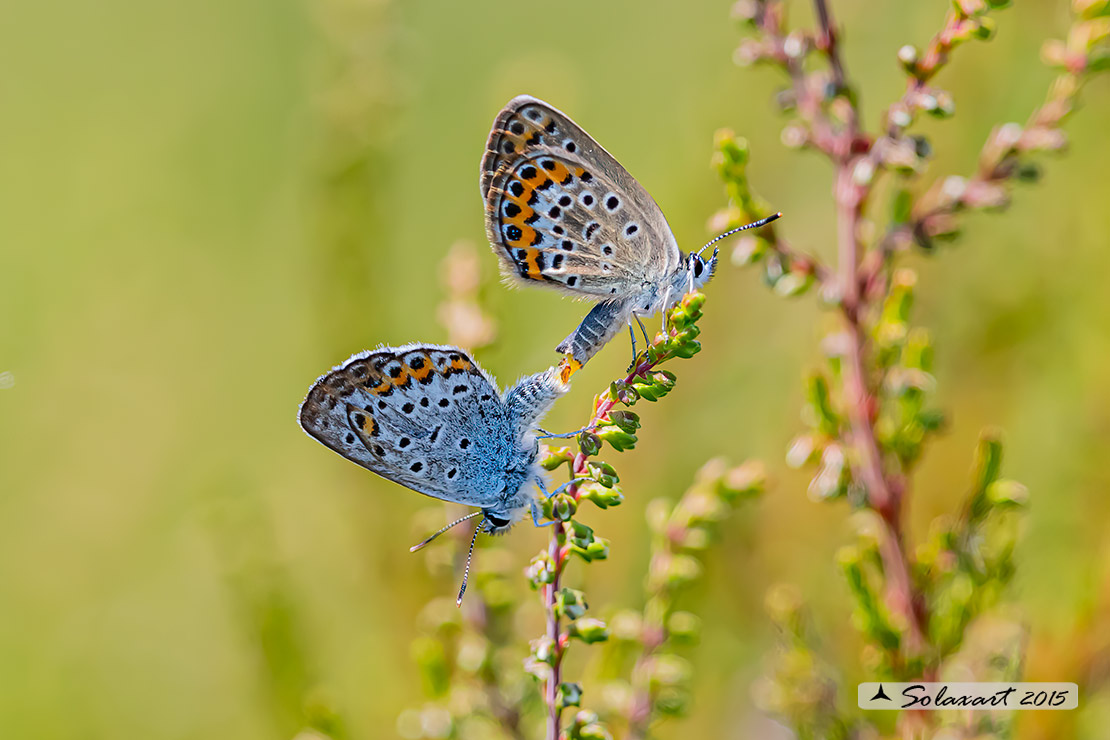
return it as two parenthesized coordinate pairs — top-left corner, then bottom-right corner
(480, 95), (681, 298)
(298, 343), (518, 507)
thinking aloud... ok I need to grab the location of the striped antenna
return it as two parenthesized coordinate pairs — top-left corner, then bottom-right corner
(456, 521), (482, 607)
(409, 510), (482, 552)
(695, 212), (783, 258)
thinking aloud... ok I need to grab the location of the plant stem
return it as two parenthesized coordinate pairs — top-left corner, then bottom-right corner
(545, 531), (564, 740)
(542, 352), (674, 739)
(817, 0), (928, 655)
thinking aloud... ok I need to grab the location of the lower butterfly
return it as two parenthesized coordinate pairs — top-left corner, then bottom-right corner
(298, 343), (570, 604)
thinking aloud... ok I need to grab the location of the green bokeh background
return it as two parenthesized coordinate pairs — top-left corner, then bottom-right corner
(2, 0), (1108, 737)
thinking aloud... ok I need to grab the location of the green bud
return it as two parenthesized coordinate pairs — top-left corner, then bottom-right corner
(668, 611), (702, 645)
(1074, 0), (1110, 18)
(882, 269), (916, 324)
(786, 433), (819, 468)
(585, 537), (610, 560)
(596, 425), (638, 451)
(721, 459), (767, 500)
(973, 16), (996, 40)
(610, 610), (644, 641)
(680, 291), (706, 315)
(664, 554), (702, 588)
(587, 459), (619, 483)
(572, 709), (600, 727)
(903, 328), (934, 371)
(551, 492), (577, 521)
(556, 587), (589, 620)
(803, 373), (840, 435)
(541, 445), (576, 470)
(650, 369), (677, 396)
(670, 340), (702, 359)
(932, 90), (956, 118)
(526, 552), (557, 587)
(986, 478), (1029, 507)
(674, 324), (702, 344)
(655, 687), (690, 717)
(579, 484), (625, 509)
(652, 654), (693, 687)
(1016, 162), (1042, 182)
(897, 44), (919, 72)
(1087, 48), (1110, 72)
(532, 635), (557, 664)
(571, 718), (612, 740)
(558, 681), (583, 708)
(731, 235), (767, 266)
(568, 617), (610, 644)
(678, 526), (711, 551)
(569, 520), (595, 550)
(773, 271), (813, 297)
(578, 430), (602, 456)
(607, 409), (641, 433)
(967, 432), (1003, 521)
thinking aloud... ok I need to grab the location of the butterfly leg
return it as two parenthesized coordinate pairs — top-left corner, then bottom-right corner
(531, 499), (557, 528)
(545, 478), (587, 497)
(627, 324), (639, 369)
(634, 313), (651, 346)
(536, 425), (594, 440)
(626, 311), (652, 370)
(661, 283), (677, 336)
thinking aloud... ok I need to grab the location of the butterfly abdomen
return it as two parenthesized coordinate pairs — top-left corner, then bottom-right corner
(504, 367), (569, 440)
(555, 298), (635, 367)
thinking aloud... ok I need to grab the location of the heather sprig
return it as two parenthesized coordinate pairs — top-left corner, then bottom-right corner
(722, 0), (1106, 735)
(526, 293), (717, 740)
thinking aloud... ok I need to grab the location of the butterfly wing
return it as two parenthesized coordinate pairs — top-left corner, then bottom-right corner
(298, 343), (518, 508)
(480, 95), (681, 298)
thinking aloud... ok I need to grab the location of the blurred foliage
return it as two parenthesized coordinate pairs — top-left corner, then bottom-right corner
(1, 0), (1109, 739)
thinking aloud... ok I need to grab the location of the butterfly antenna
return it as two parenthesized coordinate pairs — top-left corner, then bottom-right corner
(695, 212), (783, 258)
(456, 521), (482, 607)
(409, 510), (483, 552)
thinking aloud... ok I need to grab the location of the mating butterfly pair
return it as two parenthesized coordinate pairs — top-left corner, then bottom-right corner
(299, 96), (780, 603)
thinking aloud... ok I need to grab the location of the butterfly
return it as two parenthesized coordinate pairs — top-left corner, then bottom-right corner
(480, 95), (780, 377)
(298, 343), (569, 604)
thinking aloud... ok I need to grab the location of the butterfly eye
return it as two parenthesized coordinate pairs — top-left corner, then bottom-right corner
(485, 513), (511, 529)
(693, 259), (704, 278)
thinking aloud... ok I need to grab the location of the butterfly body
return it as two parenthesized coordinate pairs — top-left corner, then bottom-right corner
(481, 95), (719, 368)
(554, 252), (717, 365)
(298, 343), (567, 532)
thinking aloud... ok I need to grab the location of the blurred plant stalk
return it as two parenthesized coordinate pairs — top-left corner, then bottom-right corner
(724, 0), (1109, 736)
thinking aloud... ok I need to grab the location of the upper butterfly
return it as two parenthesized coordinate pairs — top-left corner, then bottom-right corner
(298, 343), (567, 603)
(480, 95), (780, 377)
